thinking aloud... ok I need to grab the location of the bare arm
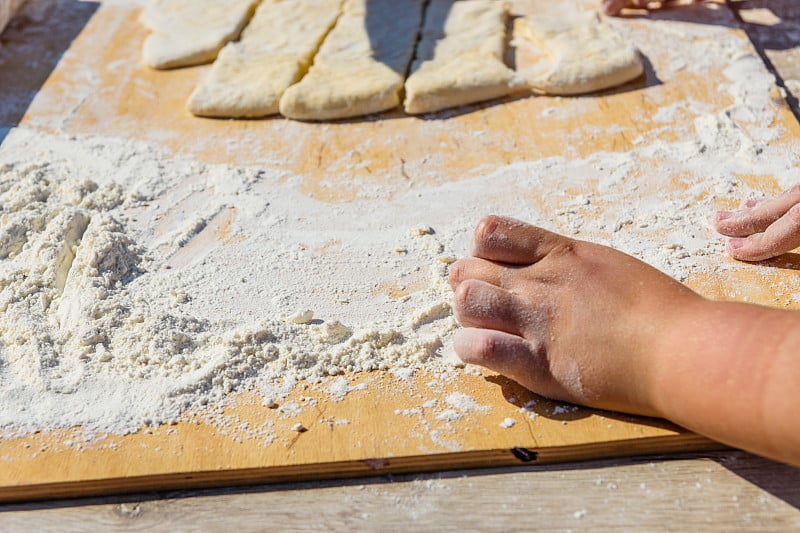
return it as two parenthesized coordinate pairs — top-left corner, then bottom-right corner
(653, 298), (800, 465)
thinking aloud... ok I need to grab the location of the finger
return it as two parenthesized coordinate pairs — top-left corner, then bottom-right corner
(727, 204), (800, 262)
(471, 215), (572, 266)
(454, 328), (547, 386)
(715, 186), (800, 237)
(448, 257), (504, 291)
(452, 279), (522, 335)
(454, 328), (567, 400)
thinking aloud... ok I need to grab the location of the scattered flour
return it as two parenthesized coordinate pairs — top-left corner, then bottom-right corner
(446, 392), (491, 414)
(0, 129), (461, 435)
(552, 404), (580, 415)
(0, 10), (798, 439)
(389, 367), (415, 381)
(500, 418), (517, 429)
(435, 409), (463, 422)
(326, 376), (367, 401)
(395, 408), (424, 417)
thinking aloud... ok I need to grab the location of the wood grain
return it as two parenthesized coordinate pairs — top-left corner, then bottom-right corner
(2, 451), (799, 531)
(0, 370), (724, 502)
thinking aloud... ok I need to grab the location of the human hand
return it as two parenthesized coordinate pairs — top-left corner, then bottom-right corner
(448, 215), (699, 415)
(713, 186), (800, 261)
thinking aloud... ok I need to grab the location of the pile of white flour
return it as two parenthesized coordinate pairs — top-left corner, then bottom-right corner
(0, 129), (465, 435)
(1, 10), (799, 437)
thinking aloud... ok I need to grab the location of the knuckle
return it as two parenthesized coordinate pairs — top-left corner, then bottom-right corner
(453, 279), (476, 308)
(786, 203), (800, 225)
(473, 335), (499, 360)
(548, 240), (578, 260)
(787, 184), (800, 200)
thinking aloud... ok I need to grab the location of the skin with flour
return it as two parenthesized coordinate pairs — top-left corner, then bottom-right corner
(449, 208), (800, 467)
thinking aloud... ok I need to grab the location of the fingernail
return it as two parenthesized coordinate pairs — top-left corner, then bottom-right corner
(729, 238), (745, 249)
(716, 211), (732, 221)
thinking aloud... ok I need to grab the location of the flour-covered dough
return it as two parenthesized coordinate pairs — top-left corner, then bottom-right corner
(187, 0), (341, 118)
(141, 0), (257, 70)
(278, 0), (424, 121)
(514, 12), (643, 95)
(403, 0), (519, 115)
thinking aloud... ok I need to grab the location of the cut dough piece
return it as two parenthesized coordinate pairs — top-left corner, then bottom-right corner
(279, 0), (424, 121)
(514, 12), (644, 95)
(187, 0), (342, 118)
(403, 0), (519, 115)
(140, 0), (258, 70)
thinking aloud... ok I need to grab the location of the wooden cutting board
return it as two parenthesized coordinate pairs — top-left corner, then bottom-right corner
(1, 0), (798, 502)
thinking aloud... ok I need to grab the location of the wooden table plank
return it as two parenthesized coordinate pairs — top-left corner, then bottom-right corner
(2, 451), (799, 531)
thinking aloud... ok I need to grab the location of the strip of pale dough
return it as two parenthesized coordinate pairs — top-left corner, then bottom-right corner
(140, 0), (258, 70)
(279, 0), (424, 121)
(187, 0), (341, 118)
(403, 0), (518, 115)
(514, 12), (644, 95)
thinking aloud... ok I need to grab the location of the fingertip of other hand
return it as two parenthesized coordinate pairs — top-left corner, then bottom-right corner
(713, 210), (741, 234)
(726, 237), (767, 262)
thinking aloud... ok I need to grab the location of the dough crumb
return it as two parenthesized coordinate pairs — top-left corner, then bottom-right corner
(409, 225), (435, 237)
(263, 398), (278, 409)
(500, 418), (516, 428)
(284, 309), (314, 324)
(436, 409), (463, 422)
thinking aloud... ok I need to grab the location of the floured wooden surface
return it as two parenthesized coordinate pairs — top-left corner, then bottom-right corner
(1, 0), (799, 502)
(3, 371), (721, 501)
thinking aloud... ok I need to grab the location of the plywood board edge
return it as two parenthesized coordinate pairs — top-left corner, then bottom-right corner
(0, 434), (725, 503)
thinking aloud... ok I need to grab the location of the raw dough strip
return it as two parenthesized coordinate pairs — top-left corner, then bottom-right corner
(140, 0), (258, 70)
(279, 0), (425, 121)
(514, 12), (644, 95)
(187, 0), (342, 118)
(403, 0), (519, 115)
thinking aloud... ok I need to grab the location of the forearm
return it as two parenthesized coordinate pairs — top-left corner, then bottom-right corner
(652, 300), (800, 465)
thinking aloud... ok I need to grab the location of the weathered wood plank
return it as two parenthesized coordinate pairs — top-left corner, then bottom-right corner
(2, 452), (798, 531)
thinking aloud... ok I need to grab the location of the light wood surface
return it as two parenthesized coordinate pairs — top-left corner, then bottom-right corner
(1, 0), (799, 505)
(0, 371), (723, 502)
